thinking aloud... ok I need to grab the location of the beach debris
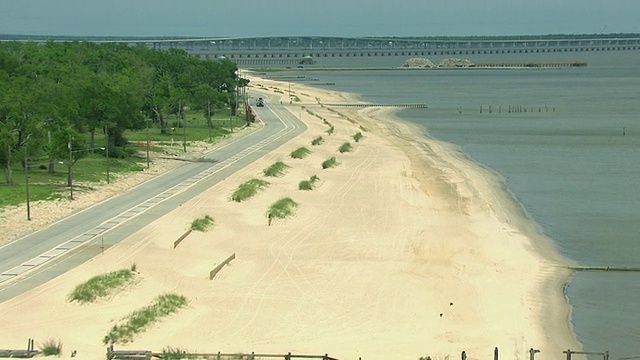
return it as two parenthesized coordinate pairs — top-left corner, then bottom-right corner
(438, 58), (475, 68)
(401, 57), (436, 68)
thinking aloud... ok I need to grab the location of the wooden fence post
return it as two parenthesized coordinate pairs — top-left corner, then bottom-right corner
(494, 347), (499, 360)
(529, 348), (540, 360)
(461, 351), (467, 360)
(565, 349), (572, 360)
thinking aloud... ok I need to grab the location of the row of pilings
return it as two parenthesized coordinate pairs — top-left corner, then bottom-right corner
(325, 103), (427, 108)
(474, 105), (556, 114)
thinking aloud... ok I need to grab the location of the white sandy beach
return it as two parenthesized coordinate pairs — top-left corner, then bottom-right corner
(0, 76), (580, 360)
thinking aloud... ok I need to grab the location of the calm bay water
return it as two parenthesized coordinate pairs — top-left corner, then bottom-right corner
(282, 51), (640, 358)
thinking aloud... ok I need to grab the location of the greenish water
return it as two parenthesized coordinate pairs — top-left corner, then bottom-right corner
(283, 51), (640, 358)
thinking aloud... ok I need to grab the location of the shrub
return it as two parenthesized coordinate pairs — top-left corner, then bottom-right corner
(267, 198), (298, 219)
(262, 161), (289, 177)
(298, 175), (319, 191)
(325, 126), (335, 135)
(321, 157), (339, 169)
(103, 294), (188, 345)
(290, 147), (311, 159)
(190, 215), (214, 232)
(231, 178), (269, 202)
(39, 339), (62, 356)
(353, 132), (364, 142)
(127, 163), (145, 172)
(69, 268), (135, 303)
(311, 136), (324, 146)
(161, 346), (194, 360)
(338, 142), (353, 153)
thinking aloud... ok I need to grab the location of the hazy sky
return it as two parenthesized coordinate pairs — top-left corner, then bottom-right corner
(1, 0), (639, 37)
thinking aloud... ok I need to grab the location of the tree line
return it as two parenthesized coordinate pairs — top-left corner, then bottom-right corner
(0, 41), (243, 185)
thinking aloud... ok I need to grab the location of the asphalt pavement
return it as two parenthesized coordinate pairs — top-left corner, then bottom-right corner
(0, 94), (306, 303)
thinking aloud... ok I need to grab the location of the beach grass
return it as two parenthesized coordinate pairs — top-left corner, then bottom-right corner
(353, 132), (364, 142)
(39, 339), (63, 356)
(231, 178), (270, 202)
(190, 215), (214, 232)
(68, 268), (136, 303)
(298, 175), (319, 191)
(321, 157), (339, 169)
(262, 161), (289, 177)
(161, 346), (195, 359)
(267, 197), (298, 219)
(338, 142), (353, 153)
(311, 136), (325, 146)
(103, 294), (188, 345)
(325, 126), (335, 135)
(290, 147), (311, 159)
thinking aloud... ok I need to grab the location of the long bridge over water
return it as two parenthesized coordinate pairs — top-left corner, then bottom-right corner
(3, 34), (640, 65)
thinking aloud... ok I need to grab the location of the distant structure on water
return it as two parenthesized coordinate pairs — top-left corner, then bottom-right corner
(2, 34), (639, 66)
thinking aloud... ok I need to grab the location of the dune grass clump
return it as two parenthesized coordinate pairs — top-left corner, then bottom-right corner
(311, 136), (324, 146)
(290, 147), (312, 159)
(298, 175), (320, 190)
(39, 339), (63, 356)
(231, 178), (269, 202)
(161, 346), (194, 360)
(321, 157), (339, 169)
(263, 161), (289, 177)
(338, 142), (353, 153)
(325, 126), (335, 135)
(190, 215), (214, 232)
(353, 132), (364, 142)
(69, 268), (136, 303)
(267, 197), (298, 219)
(103, 294), (188, 345)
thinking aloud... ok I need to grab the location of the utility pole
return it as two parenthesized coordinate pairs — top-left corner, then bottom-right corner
(68, 135), (73, 200)
(180, 101), (186, 152)
(105, 125), (110, 184)
(24, 145), (30, 221)
(207, 99), (212, 142)
(146, 119), (150, 169)
(228, 93), (233, 133)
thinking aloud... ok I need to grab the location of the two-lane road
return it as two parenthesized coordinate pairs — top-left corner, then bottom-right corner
(0, 94), (306, 302)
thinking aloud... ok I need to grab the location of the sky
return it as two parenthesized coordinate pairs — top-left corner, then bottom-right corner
(0, 0), (639, 38)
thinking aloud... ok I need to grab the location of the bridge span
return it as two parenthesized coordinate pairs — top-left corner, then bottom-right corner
(136, 35), (640, 63)
(2, 34), (639, 65)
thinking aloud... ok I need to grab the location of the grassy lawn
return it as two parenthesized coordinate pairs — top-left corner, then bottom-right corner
(0, 154), (145, 208)
(0, 109), (248, 209)
(126, 110), (246, 144)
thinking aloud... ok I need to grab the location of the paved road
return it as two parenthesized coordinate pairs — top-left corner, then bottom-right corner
(0, 95), (306, 302)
